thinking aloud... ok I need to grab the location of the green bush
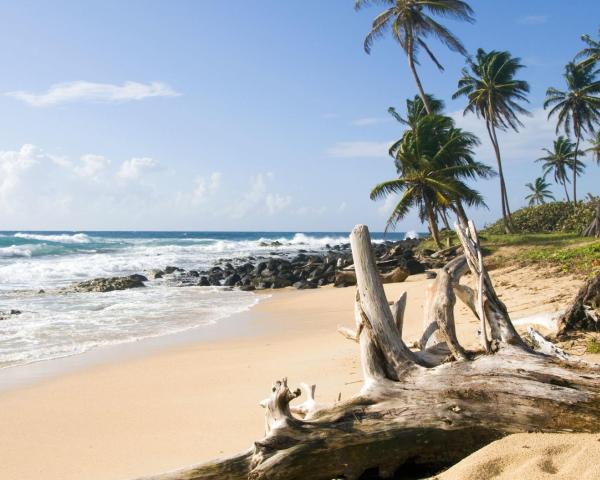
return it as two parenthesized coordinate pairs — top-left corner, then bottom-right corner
(483, 201), (595, 234)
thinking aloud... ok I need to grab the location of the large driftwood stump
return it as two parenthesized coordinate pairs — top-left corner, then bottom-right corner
(135, 223), (600, 480)
(558, 271), (600, 335)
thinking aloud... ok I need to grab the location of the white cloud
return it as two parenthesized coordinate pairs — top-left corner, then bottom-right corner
(266, 193), (292, 214)
(339, 201), (347, 212)
(450, 107), (557, 165)
(228, 172), (293, 218)
(352, 117), (389, 127)
(326, 141), (392, 158)
(74, 154), (110, 178)
(190, 171), (221, 205)
(0, 144), (43, 203)
(517, 15), (548, 25)
(116, 157), (158, 180)
(378, 194), (399, 217)
(6, 81), (180, 107)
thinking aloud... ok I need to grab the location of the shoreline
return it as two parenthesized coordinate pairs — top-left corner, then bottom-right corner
(0, 266), (590, 480)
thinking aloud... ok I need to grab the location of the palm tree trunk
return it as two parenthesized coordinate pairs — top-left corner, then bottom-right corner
(454, 201), (469, 228)
(486, 121), (513, 233)
(406, 38), (432, 115)
(438, 208), (452, 247)
(573, 135), (580, 205)
(563, 180), (571, 203)
(425, 198), (442, 249)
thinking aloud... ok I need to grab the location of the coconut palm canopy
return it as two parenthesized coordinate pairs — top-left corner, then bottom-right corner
(370, 113), (494, 246)
(544, 62), (600, 203)
(356, 0), (474, 113)
(536, 136), (585, 202)
(453, 48), (530, 232)
(525, 177), (555, 206)
(575, 28), (600, 68)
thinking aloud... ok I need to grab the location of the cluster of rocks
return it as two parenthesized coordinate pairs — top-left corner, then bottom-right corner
(61, 239), (461, 294)
(63, 274), (148, 293)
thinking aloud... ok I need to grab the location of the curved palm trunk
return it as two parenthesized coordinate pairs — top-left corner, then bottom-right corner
(486, 121), (513, 233)
(454, 201), (469, 228)
(438, 208), (452, 247)
(573, 135), (580, 205)
(407, 39), (432, 115)
(425, 198), (442, 249)
(563, 179), (571, 203)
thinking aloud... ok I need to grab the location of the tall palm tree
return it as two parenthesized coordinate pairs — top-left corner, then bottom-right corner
(371, 114), (494, 248)
(575, 28), (600, 68)
(356, 0), (474, 114)
(587, 131), (600, 165)
(525, 178), (555, 206)
(453, 48), (530, 233)
(536, 136), (585, 202)
(544, 62), (600, 204)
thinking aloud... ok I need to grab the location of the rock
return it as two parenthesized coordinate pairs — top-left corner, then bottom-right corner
(164, 266), (184, 274)
(199, 276), (210, 286)
(223, 273), (241, 286)
(188, 270), (200, 277)
(10, 309), (21, 315)
(149, 269), (164, 279)
(65, 274), (147, 293)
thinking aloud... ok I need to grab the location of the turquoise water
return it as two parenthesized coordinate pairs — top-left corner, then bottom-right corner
(0, 230), (417, 368)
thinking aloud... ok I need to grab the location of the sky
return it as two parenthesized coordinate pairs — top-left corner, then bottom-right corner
(0, 0), (599, 232)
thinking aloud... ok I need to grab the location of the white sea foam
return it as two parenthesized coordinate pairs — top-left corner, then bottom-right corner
(0, 232), (374, 369)
(14, 232), (92, 244)
(0, 244), (35, 258)
(404, 230), (418, 240)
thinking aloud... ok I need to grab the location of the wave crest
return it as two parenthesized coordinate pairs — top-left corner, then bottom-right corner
(14, 233), (91, 244)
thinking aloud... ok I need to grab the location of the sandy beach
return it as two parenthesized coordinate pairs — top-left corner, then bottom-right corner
(0, 265), (593, 480)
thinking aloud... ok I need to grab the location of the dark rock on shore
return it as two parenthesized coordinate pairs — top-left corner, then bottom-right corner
(64, 274), (148, 293)
(0, 309), (22, 321)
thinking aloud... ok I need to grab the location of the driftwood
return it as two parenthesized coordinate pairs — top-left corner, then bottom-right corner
(583, 201), (600, 237)
(558, 271), (600, 336)
(334, 266), (409, 287)
(135, 222), (600, 480)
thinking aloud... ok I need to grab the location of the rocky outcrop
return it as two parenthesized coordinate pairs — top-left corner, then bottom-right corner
(64, 274), (148, 293)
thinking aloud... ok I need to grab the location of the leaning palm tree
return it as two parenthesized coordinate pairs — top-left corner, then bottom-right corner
(453, 48), (530, 233)
(536, 136), (585, 202)
(544, 62), (600, 204)
(575, 28), (600, 68)
(371, 114), (494, 249)
(587, 131), (600, 164)
(525, 178), (555, 206)
(356, 0), (474, 114)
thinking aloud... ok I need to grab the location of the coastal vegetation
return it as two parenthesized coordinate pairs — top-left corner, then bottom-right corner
(357, 2), (599, 246)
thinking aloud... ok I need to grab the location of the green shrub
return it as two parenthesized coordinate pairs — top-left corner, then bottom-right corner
(483, 201), (595, 234)
(587, 337), (600, 354)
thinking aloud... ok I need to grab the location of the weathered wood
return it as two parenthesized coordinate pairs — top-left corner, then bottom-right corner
(558, 272), (600, 336)
(134, 223), (600, 480)
(334, 266), (409, 287)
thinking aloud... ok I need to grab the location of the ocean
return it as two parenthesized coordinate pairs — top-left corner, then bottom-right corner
(0, 230), (416, 369)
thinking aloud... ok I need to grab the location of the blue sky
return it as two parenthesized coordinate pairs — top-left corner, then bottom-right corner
(0, 0), (599, 231)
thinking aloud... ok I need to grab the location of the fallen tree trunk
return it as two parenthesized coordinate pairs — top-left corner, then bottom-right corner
(135, 222), (600, 480)
(558, 271), (600, 336)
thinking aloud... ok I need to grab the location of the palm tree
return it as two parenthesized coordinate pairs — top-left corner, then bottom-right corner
(536, 136), (585, 202)
(356, 0), (474, 114)
(453, 48), (530, 233)
(544, 62), (600, 204)
(525, 178), (555, 206)
(587, 131), (600, 164)
(371, 114), (494, 248)
(388, 94), (444, 130)
(575, 28), (600, 68)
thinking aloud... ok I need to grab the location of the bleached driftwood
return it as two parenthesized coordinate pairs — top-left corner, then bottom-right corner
(134, 222), (600, 480)
(334, 265), (409, 287)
